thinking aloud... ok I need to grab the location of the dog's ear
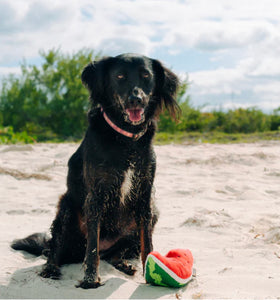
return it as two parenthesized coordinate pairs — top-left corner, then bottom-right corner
(152, 59), (181, 120)
(81, 62), (96, 90)
(81, 57), (113, 104)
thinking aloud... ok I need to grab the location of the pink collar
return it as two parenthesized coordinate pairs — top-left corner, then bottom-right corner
(101, 107), (147, 141)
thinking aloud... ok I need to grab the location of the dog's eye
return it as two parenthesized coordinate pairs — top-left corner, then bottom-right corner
(117, 74), (125, 80)
(142, 72), (150, 79)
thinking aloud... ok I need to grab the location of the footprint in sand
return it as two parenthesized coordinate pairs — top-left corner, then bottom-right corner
(6, 210), (26, 215)
(182, 208), (233, 229)
(264, 227), (280, 245)
(1, 145), (34, 153)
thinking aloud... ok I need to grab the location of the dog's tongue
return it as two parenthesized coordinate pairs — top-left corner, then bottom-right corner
(126, 108), (144, 122)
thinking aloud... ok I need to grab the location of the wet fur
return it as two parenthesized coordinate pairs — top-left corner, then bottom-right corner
(11, 53), (179, 289)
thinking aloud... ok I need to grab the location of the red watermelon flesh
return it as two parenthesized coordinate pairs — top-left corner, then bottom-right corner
(150, 249), (193, 279)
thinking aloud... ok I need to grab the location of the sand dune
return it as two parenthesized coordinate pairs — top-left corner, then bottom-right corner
(0, 142), (280, 299)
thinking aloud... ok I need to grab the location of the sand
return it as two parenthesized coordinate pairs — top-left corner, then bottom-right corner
(0, 142), (279, 299)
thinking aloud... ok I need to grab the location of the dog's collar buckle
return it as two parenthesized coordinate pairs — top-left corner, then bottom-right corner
(132, 130), (147, 141)
(101, 107), (147, 141)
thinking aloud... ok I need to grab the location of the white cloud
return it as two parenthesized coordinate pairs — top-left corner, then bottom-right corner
(1, 0), (279, 60)
(0, 66), (21, 77)
(254, 82), (280, 94)
(99, 38), (152, 56)
(188, 60), (280, 112)
(0, 0), (280, 110)
(253, 81), (280, 109)
(202, 101), (280, 112)
(189, 67), (245, 95)
(248, 58), (280, 77)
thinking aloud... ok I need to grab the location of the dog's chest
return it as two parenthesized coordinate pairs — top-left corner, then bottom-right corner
(120, 167), (134, 205)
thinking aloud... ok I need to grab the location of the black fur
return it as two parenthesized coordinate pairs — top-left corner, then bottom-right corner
(11, 53), (180, 289)
(11, 233), (49, 256)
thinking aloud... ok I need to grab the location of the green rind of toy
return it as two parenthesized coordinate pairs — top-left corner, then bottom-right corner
(145, 255), (192, 288)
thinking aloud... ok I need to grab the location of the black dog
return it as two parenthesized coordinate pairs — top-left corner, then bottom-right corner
(11, 53), (180, 289)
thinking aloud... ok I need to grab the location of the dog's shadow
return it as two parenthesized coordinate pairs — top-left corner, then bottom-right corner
(129, 283), (186, 299)
(1, 255), (191, 299)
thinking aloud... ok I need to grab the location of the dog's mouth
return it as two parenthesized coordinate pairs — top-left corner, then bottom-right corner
(125, 108), (145, 124)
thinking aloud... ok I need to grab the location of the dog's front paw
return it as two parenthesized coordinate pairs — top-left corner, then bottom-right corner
(114, 262), (137, 276)
(76, 278), (103, 289)
(39, 263), (61, 280)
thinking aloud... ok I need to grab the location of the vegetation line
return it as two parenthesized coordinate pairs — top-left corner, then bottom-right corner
(0, 49), (279, 144)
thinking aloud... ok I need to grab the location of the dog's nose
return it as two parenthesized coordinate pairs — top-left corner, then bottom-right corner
(129, 88), (143, 106)
(128, 95), (142, 106)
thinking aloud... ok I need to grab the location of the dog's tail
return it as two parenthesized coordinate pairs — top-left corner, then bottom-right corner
(11, 232), (50, 256)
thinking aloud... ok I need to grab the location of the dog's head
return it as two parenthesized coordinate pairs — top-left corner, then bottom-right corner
(82, 53), (180, 126)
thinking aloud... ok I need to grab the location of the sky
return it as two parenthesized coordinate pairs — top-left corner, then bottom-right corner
(0, 0), (280, 112)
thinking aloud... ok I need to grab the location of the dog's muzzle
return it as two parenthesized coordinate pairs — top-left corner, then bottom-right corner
(125, 95), (145, 123)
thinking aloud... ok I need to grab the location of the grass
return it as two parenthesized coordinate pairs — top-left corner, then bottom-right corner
(1, 125), (279, 145)
(0, 126), (81, 144)
(155, 131), (280, 145)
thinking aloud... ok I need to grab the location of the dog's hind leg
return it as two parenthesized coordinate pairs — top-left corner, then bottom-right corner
(101, 235), (140, 276)
(40, 193), (86, 279)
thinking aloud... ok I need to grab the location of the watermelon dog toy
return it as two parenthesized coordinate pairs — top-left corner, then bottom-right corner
(144, 249), (193, 288)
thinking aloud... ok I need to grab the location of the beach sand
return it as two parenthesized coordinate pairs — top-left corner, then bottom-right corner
(0, 142), (279, 299)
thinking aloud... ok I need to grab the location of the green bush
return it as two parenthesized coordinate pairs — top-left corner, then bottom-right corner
(158, 102), (276, 135)
(270, 108), (280, 131)
(0, 126), (36, 144)
(221, 108), (270, 133)
(0, 49), (100, 139)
